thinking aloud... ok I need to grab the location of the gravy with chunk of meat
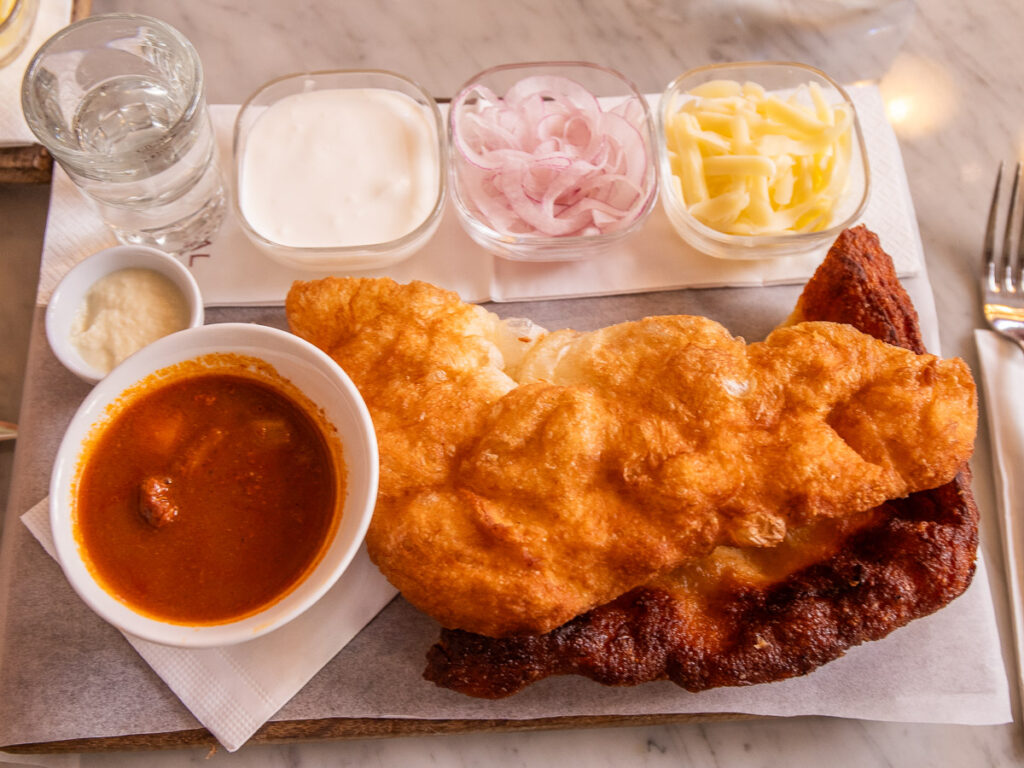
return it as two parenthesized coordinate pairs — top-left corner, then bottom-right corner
(75, 370), (342, 625)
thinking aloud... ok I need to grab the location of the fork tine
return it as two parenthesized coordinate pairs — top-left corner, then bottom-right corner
(1014, 162), (1024, 294)
(1003, 162), (1021, 293)
(982, 163), (1024, 354)
(986, 162), (1004, 292)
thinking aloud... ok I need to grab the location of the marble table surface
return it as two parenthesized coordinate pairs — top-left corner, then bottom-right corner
(2, 0), (1024, 765)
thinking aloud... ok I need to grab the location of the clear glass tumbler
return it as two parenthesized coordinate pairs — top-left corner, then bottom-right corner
(21, 13), (226, 255)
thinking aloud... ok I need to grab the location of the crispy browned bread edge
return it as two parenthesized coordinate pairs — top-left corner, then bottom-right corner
(423, 225), (979, 697)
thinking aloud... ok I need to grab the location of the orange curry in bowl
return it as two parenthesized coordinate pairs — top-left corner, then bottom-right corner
(73, 354), (346, 625)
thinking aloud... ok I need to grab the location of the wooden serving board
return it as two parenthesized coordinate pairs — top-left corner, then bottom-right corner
(3, 713), (756, 754)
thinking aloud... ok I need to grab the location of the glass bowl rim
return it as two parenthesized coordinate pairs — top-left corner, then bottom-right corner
(0, 0), (34, 34)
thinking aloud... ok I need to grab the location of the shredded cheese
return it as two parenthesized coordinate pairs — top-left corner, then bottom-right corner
(665, 79), (854, 236)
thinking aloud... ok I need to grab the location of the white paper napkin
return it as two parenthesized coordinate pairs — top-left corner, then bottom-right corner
(20, 497), (398, 752)
(34, 84), (921, 308)
(976, 329), (1024, 718)
(0, 0), (72, 146)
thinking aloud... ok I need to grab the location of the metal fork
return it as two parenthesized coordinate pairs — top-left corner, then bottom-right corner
(983, 162), (1024, 353)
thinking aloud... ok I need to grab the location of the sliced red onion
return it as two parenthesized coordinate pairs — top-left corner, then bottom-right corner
(452, 75), (651, 238)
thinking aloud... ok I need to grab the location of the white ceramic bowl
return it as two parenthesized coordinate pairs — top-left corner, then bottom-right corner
(45, 245), (205, 385)
(49, 322), (380, 648)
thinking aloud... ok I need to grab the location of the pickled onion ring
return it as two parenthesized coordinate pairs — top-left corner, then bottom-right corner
(451, 75), (651, 238)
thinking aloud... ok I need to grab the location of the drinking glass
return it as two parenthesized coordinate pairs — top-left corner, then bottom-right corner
(21, 13), (226, 254)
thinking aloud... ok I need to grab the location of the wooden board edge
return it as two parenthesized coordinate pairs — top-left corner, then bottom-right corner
(2, 712), (763, 754)
(0, 144), (51, 183)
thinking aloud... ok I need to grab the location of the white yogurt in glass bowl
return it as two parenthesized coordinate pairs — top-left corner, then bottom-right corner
(233, 71), (446, 271)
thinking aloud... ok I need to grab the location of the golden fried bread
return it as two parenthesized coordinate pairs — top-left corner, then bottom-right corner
(286, 237), (976, 638)
(424, 225), (980, 697)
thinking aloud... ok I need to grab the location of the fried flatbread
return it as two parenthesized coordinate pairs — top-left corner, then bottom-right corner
(286, 225), (976, 641)
(423, 225), (980, 696)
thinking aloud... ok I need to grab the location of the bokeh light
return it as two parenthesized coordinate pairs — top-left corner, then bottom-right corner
(879, 53), (957, 139)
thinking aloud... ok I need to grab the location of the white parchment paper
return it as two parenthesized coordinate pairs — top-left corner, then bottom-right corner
(0, 276), (1011, 752)
(19, 502), (397, 752)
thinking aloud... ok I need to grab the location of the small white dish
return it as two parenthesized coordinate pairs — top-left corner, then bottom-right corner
(45, 245), (205, 385)
(49, 322), (380, 648)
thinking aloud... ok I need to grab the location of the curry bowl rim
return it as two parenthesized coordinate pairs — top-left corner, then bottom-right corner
(48, 322), (379, 648)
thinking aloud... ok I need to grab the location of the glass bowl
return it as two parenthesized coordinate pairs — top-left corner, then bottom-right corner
(0, 0), (38, 66)
(657, 61), (870, 260)
(233, 70), (446, 271)
(449, 61), (658, 262)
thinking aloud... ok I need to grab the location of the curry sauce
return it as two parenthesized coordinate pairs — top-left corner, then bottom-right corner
(75, 372), (341, 625)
